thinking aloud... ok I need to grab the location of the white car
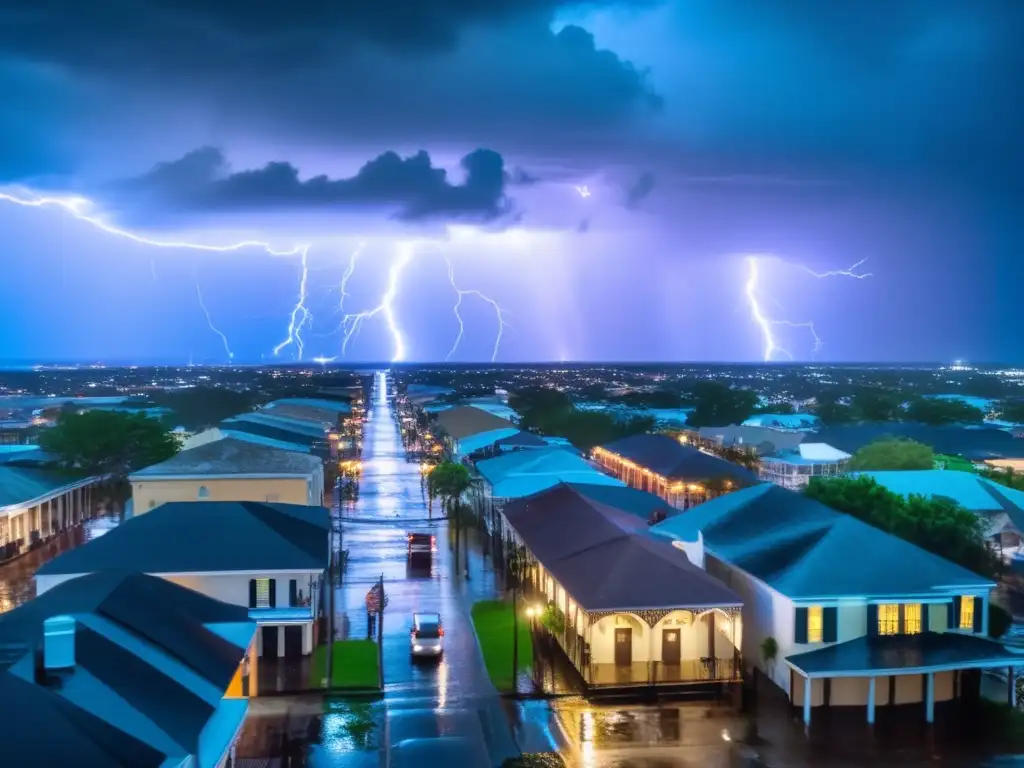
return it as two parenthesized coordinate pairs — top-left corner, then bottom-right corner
(410, 612), (444, 658)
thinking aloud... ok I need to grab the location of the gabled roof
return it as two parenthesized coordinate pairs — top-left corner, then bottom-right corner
(130, 437), (322, 478)
(651, 484), (993, 600)
(855, 469), (1024, 513)
(0, 571), (254, 766)
(218, 419), (323, 448)
(503, 484), (740, 612)
(260, 403), (342, 425)
(269, 397), (351, 413)
(476, 447), (622, 498)
(813, 424), (1024, 460)
(38, 501), (329, 575)
(454, 427), (521, 457)
(494, 431), (549, 448)
(599, 434), (760, 484)
(434, 405), (514, 440)
(233, 411), (329, 438)
(697, 425), (806, 455)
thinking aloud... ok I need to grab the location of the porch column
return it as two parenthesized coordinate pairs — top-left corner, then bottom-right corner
(983, 599), (990, 636)
(803, 676), (812, 725)
(867, 677), (876, 724)
(925, 672), (935, 723)
(1009, 666), (1017, 707)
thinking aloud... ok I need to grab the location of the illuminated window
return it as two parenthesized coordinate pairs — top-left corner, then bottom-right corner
(904, 603), (922, 635)
(807, 606), (824, 643)
(960, 596), (975, 630)
(254, 578), (271, 608)
(878, 604), (900, 635)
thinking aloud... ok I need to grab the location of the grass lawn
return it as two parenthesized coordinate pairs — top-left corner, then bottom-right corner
(309, 639), (380, 689)
(472, 599), (533, 692)
(934, 454), (977, 473)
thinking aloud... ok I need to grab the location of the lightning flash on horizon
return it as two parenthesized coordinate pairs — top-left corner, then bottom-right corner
(745, 255), (871, 361)
(195, 283), (234, 359)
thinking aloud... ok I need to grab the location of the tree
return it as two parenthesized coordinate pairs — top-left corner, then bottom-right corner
(805, 476), (998, 579)
(754, 402), (794, 415)
(815, 399), (854, 426)
(150, 386), (258, 431)
(998, 400), (1024, 425)
(850, 389), (903, 422)
(40, 410), (179, 478)
(982, 467), (1024, 492)
(427, 462), (474, 578)
(685, 382), (757, 429)
(905, 397), (984, 426)
(849, 437), (934, 471)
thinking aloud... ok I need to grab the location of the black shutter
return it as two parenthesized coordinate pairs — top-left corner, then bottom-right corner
(269, 578), (277, 608)
(289, 579), (298, 607)
(823, 607), (838, 643)
(248, 579), (257, 608)
(973, 599), (983, 634)
(794, 607), (808, 644)
(925, 603), (933, 632)
(867, 604), (878, 637)
(951, 597), (961, 630)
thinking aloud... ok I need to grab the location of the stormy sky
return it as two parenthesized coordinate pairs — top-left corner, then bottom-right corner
(1, 0), (1021, 363)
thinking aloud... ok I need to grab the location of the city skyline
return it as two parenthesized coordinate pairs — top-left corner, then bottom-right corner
(2, 2), (1020, 363)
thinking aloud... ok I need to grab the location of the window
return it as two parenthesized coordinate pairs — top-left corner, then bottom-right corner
(198, 485), (210, 499)
(807, 606), (824, 643)
(904, 603), (922, 635)
(878, 604), (900, 635)
(254, 578), (271, 608)
(266, 493), (280, 503)
(960, 596), (975, 630)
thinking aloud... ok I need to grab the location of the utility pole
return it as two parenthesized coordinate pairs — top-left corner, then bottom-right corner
(325, 514), (335, 690)
(377, 573), (385, 690)
(511, 567), (519, 694)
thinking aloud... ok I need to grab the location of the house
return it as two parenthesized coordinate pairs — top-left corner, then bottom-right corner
(693, 425), (806, 456)
(36, 500), (329, 662)
(129, 437), (324, 513)
(0, 570), (256, 766)
(0, 465), (102, 562)
(433, 405), (518, 455)
(856, 470), (1024, 556)
(759, 443), (852, 490)
(652, 484), (1023, 725)
(813, 423), (1024, 465)
(218, 417), (329, 455)
(500, 483), (743, 690)
(594, 434), (759, 509)
(743, 413), (821, 431)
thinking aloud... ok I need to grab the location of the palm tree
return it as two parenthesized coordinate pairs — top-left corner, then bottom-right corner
(427, 462), (474, 578)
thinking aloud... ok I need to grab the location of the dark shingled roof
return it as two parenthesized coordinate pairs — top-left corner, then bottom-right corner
(600, 433), (760, 484)
(0, 571), (253, 766)
(131, 437), (322, 478)
(494, 431), (549, 449)
(0, 466), (92, 508)
(502, 483), (740, 612)
(38, 501), (329, 575)
(434, 405), (514, 440)
(219, 419), (323, 448)
(786, 632), (1024, 677)
(813, 424), (1024, 460)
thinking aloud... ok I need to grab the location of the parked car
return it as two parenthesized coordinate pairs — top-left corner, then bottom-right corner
(407, 532), (435, 557)
(410, 612), (444, 658)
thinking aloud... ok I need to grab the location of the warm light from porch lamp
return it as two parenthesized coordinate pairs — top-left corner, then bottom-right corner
(526, 607), (536, 618)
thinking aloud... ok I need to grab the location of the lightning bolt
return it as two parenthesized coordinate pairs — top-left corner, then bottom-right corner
(341, 242), (510, 363)
(194, 283), (234, 360)
(0, 188), (312, 357)
(575, 185), (592, 199)
(745, 255), (869, 361)
(272, 248), (312, 359)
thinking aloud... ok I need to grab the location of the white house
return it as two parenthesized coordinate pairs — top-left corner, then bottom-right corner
(36, 500), (329, 664)
(652, 484), (1024, 726)
(0, 570), (256, 766)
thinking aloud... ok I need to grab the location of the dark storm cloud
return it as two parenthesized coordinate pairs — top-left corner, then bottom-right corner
(112, 146), (513, 223)
(625, 172), (655, 208)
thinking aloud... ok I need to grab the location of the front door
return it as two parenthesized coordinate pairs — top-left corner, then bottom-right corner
(261, 625), (280, 658)
(614, 628), (632, 667)
(662, 628), (681, 665)
(284, 625), (304, 658)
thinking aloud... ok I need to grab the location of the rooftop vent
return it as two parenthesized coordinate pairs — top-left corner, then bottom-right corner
(43, 615), (76, 671)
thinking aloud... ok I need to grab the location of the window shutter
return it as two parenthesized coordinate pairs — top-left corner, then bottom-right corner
(823, 607), (838, 643)
(289, 579), (298, 607)
(248, 579), (257, 609)
(794, 607), (808, 644)
(924, 603), (933, 632)
(269, 578), (277, 608)
(950, 597), (961, 629)
(867, 604), (878, 636)
(973, 599), (983, 634)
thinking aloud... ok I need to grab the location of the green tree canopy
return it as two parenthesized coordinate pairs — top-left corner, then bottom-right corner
(815, 399), (855, 426)
(685, 382), (757, 428)
(997, 399), (1024, 425)
(905, 397), (985, 425)
(805, 476), (998, 579)
(150, 386), (258, 431)
(427, 461), (473, 511)
(850, 389), (903, 422)
(754, 402), (794, 415)
(40, 411), (179, 478)
(849, 436), (934, 471)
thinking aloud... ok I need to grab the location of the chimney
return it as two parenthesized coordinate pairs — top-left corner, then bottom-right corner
(43, 615), (76, 671)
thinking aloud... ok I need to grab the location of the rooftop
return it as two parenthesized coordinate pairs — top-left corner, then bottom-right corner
(0, 571), (254, 767)
(218, 419), (324, 449)
(651, 484), (994, 600)
(0, 466), (93, 510)
(38, 501), (329, 575)
(130, 437), (322, 478)
(813, 424), (1024, 461)
(261, 402), (343, 424)
(503, 483), (741, 612)
(434, 405), (514, 440)
(696, 425), (806, 455)
(476, 447), (622, 498)
(599, 433), (760, 485)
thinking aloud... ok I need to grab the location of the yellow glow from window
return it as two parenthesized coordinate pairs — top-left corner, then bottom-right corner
(960, 596), (975, 630)
(807, 606), (823, 643)
(904, 603), (922, 635)
(878, 604), (900, 635)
